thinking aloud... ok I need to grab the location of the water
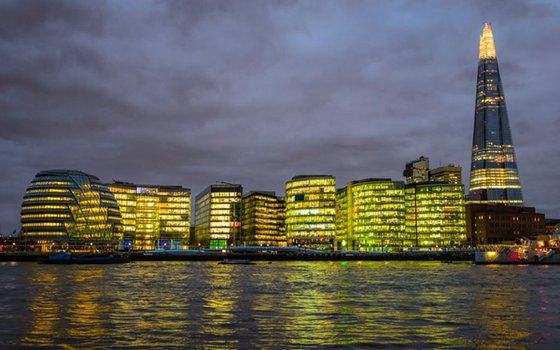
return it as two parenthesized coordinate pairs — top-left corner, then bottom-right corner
(1, 261), (559, 349)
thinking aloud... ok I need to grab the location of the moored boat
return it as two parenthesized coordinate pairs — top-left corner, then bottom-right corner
(218, 258), (255, 265)
(38, 251), (130, 264)
(475, 236), (560, 265)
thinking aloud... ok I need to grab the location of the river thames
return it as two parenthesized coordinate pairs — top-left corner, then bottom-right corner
(1, 261), (559, 349)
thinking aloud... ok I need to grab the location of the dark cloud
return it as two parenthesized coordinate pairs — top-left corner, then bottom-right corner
(0, 0), (105, 37)
(1, 0), (560, 232)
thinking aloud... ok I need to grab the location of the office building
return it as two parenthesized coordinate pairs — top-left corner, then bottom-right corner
(194, 183), (242, 248)
(466, 204), (545, 245)
(429, 165), (462, 185)
(403, 156), (430, 184)
(405, 183), (467, 248)
(545, 219), (560, 235)
(278, 196), (286, 244)
(107, 182), (191, 250)
(336, 179), (406, 251)
(21, 170), (122, 251)
(468, 23), (523, 205)
(285, 175), (336, 249)
(241, 191), (286, 246)
(335, 188), (348, 249)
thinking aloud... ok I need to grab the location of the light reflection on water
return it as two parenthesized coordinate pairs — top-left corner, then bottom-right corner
(1, 261), (559, 349)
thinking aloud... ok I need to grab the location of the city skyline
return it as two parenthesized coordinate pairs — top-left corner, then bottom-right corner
(1, 1), (560, 232)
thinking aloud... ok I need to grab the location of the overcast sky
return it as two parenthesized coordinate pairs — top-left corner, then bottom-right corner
(1, 0), (559, 232)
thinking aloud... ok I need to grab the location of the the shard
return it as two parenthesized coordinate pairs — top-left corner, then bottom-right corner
(468, 23), (523, 205)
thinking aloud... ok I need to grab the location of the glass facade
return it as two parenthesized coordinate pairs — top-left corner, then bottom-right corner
(335, 188), (348, 248)
(403, 156), (430, 184)
(428, 165), (462, 185)
(194, 184), (242, 248)
(285, 175), (336, 249)
(335, 179), (405, 252)
(278, 197), (286, 243)
(241, 191), (286, 247)
(21, 170), (122, 251)
(468, 23), (523, 205)
(405, 183), (467, 248)
(107, 182), (191, 250)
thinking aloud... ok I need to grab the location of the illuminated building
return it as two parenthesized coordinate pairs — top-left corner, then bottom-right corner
(468, 23), (523, 205)
(429, 165), (462, 185)
(241, 191), (286, 246)
(107, 182), (191, 250)
(466, 204), (545, 245)
(405, 183), (467, 248)
(335, 188), (348, 249)
(403, 156), (429, 184)
(278, 196), (286, 242)
(335, 179), (405, 251)
(21, 170), (122, 251)
(285, 175), (336, 249)
(545, 219), (560, 235)
(194, 183), (242, 248)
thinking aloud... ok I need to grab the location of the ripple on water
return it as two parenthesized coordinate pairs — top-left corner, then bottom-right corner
(1, 261), (559, 349)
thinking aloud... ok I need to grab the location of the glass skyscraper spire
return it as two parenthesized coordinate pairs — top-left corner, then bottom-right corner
(468, 23), (523, 205)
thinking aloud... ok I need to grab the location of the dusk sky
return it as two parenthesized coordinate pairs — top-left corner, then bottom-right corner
(1, 0), (559, 232)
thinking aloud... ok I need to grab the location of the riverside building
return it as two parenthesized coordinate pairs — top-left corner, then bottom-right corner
(468, 23), (523, 205)
(466, 204), (545, 245)
(107, 182), (191, 250)
(241, 191), (286, 246)
(21, 170), (122, 252)
(194, 183), (242, 248)
(285, 175), (336, 249)
(335, 179), (406, 252)
(403, 156), (430, 184)
(335, 188), (348, 249)
(405, 183), (467, 248)
(545, 219), (560, 235)
(278, 197), (286, 243)
(428, 165), (462, 185)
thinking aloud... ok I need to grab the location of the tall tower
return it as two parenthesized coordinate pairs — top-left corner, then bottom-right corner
(468, 23), (523, 205)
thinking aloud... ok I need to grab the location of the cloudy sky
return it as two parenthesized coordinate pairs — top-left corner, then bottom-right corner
(1, 0), (559, 232)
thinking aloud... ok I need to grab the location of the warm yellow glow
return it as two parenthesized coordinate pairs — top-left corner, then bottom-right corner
(285, 176), (336, 248)
(194, 186), (242, 248)
(469, 168), (522, 190)
(479, 23), (497, 59)
(405, 184), (467, 248)
(108, 183), (191, 250)
(241, 193), (286, 246)
(21, 171), (123, 251)
(335, 179), (410, 252)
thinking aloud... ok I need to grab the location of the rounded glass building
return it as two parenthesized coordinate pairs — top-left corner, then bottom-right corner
(285, 175), (336, 249)
(21, 170), (122, 251)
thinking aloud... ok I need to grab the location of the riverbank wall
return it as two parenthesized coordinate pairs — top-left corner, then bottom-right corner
(0, 250), (474, 262)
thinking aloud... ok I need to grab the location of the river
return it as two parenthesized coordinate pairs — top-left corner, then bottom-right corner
(1, 261), (559, 349)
